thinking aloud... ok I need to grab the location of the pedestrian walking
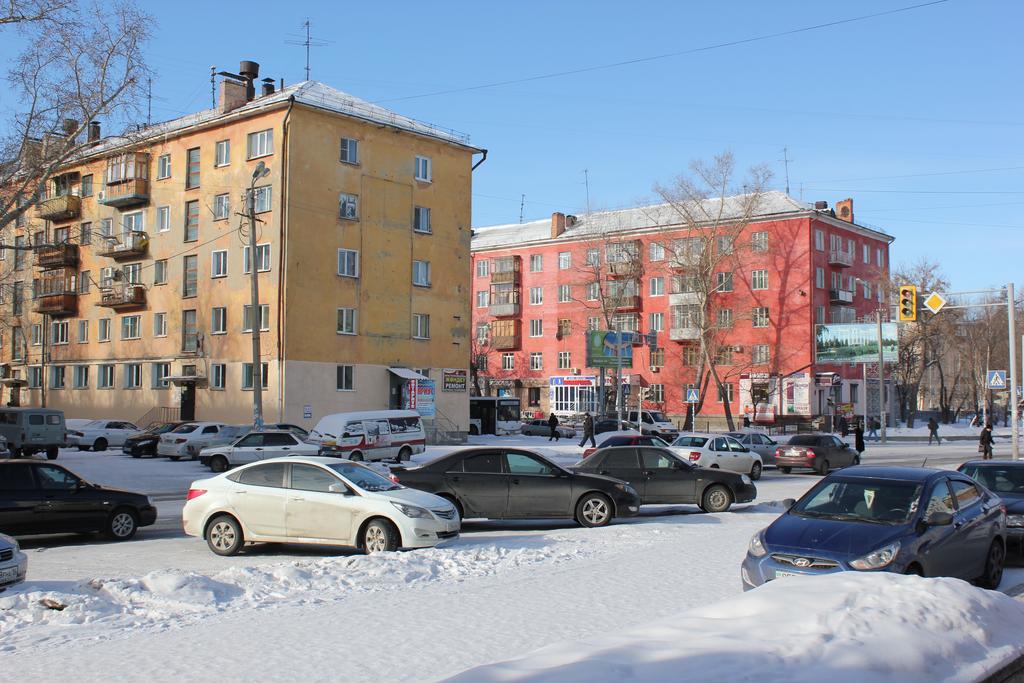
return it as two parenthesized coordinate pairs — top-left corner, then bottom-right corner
(979, 423), (994, 460)
(927, 417), (941, 445)
(838, 415), (849, 438)
(547, 413), (560, 441)
(854, 421), (865, 463)
(867, 417), (879, 442)
(579, 412), (596, 448)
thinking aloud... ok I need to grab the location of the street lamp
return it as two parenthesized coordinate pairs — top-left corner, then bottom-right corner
(247, 161), (270, 429)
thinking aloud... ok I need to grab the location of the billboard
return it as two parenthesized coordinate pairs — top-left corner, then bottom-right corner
(815, 323), (898, 364)
(585, 330), (634, 369)
(442, 368), (468, 392)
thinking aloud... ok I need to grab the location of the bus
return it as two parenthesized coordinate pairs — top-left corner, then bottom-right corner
(469, 396), (521, 436)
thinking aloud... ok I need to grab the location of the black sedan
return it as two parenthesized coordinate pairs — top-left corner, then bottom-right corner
(391, 447), (640, 527)
(0, 460), (157, 539)
(773, 433), (859, 474)
(121, 422), (186, 458)
(573, 446), (756, 512)
(959, 460), (1024, 554)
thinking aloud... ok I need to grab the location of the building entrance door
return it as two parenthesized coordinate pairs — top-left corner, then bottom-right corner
(179, 382), (196, 421)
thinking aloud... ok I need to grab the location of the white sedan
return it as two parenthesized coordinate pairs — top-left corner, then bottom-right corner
(668, 432), (763, 480)
(199, 430), (320, 472)
(157, 422), (229, 460)
(182, 456), (460, 555)
(67, 420), (141, 451)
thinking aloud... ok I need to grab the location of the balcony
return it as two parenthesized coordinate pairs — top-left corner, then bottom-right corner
(100, 177), (149, 208)
(98, 232), (149, 260)
(669, 291), (701, 306)
(34, 292), (77, 317)
(612, 295), (642, 311)
(492, 334), (521, 351)
(491, 256), (521, 284)
(99, 283), (146, 310)
(670, 326), (701, 341)
(35, 193), (81, 222)
(829, 288), (855, 304)
(489, 302), (520, 318)
(828, 249), (854, 268)
(35, 243), (79, 270)
(608, 261), (637, 278)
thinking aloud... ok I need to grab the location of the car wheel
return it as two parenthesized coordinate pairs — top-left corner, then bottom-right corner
(362, 518), (399, 554)
(904, 563), (924, 577)
(397, 447), (412, 463)
(45, 446), (59, 460)
(575, 492), (613, 528)
(349, 451), (364, 462)
(816, 459), (830, 476)
(749, 461), (762, 481)
(702, 485), (733, 513)
(94, 438), (108, 452)
(710, 464), (720, 469)
(77, 445), (89, 452)
(131, 452), (142, 459)
(210, 455), (229, 473)
(977, 539), (1005, 589)
(780, 466), (792, 474)
(207, 515), (244, 556)
(106, 508), (138, 540)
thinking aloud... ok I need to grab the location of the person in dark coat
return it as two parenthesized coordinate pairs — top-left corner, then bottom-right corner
(980, 423), (994, 460)
(854, 421), (865, 460)
(579, 412), (596, 448)
(866, 417), (879, 441)
(927, 417), (941, 445)
(838, 415), (849, 438)
(547, 413), (560, 441)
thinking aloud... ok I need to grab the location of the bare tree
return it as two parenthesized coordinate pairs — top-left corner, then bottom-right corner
(0, 0), (69, 26)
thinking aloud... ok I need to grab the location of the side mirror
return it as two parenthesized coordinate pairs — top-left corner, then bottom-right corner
(328, 483), (351, 495)
(741, 447), (750, 453)
(782, 498), (796, 510)
(925, 511), (954, 527)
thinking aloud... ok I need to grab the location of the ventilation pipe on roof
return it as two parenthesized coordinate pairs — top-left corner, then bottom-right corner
(814, 200), (828, 210)
(88, 121), (101, 142)
(261, 78), (275, 97)
(551, 212), (567, 238)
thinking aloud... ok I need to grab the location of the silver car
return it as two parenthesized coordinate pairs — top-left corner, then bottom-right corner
(725, 432), (780, 467)
(520, 419), (576, 438)
(0, 533), (27, 593)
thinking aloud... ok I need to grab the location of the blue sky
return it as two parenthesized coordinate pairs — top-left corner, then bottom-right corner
(3, 0), (1021, 291)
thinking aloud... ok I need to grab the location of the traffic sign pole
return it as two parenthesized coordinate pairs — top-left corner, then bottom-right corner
(1008, 282), (1019, 460)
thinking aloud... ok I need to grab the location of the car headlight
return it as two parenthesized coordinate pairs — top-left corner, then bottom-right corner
(391, 501), (433, 519)
(748, 531), (767, 557)
(613, 483), (637, 495)
(1007, 514), (1024, 528)
(0, 533), (19, 552)
(849, 541), (901, 570)
(741, 474), (752, 485)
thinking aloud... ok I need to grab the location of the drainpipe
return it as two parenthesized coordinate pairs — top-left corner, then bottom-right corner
(277, 96), (294, 423)
(471, 149), (488, 171)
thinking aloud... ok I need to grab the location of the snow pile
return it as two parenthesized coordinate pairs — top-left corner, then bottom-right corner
(450, 573), (1024, 683)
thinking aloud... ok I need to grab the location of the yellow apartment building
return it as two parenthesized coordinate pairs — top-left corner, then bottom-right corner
(1, 63), (483, 434)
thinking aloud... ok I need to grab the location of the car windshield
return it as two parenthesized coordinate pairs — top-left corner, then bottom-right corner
(327, 462), (402, 492)
(671, 435), (708, 447)
(962, 464), (1024, 496)
(170, 424), (199, 434)
(647, 411), (668, 423)
(145, 422), (176, 434)
(82, 420), (105, 429)
(794, 479), (924, 525)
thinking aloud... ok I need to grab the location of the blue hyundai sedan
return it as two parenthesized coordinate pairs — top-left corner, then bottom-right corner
(742, 467), (1007, 591)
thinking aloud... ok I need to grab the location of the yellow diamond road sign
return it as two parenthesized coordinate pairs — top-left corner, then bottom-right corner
(924, 292), (947, 314)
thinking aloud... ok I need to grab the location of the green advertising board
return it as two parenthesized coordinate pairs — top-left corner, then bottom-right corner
(815, 323), (898, 364)
(586, 330), (634, 369)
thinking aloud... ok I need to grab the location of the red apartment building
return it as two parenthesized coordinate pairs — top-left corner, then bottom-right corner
(470, 192), (894, 429)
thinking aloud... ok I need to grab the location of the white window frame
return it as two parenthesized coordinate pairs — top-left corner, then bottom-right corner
(153, 312), (167, 337)
(529, 254), (543, 272)
(648, 312), (664, 332)
(529, 287), (543, 305)
(476, 260), (489, 277)
(340, 192), (359, 220)
(157, 154), (171, 180)
(501, 353), (515, 371)
(649, 277), (664, 297)
(752, 306), (770, 328)
(558, 252), (571, 270)
(413, 206), (431, 234)
(98, 364), (114, 389)
(152, 362), (171, 389)
(98, 318), (111, 342)
(73, 365), (89, 389)
(476, 291), (488, 308)
(337, 248), (360, 278)
(337, 307), (357, 335)
(649, 242), (665, 261)
(213, 194), (230, 221)
(215, 139), (230, 167)
(412, 313), (430, 339)
(250, 185), (272, 214)
(243, 244), (271, 273)
(557, 351), (571, 369)
(529, 352), (543, 371)
(814, 229), (825, 251)
(211, 307), (227, 335)
(120, 315), (141, 340)
(77, 320), (89, 343)
(211, 363), (226, 390)
(247, 129), (274, 159)
(123, 363), (142, 389)
(211, 250), (228, 278)
(340, 137), (359, 165)
(529, 319), (542, 337)
(751, 269), (769, 290)
(412, 260), (431, 287)
(558, 284), (571, 303)
(815, 267), (825, 289)
(414, 155), (432, 182)
(336, 365), (355, 391)
(242, 362), (270, 390)
(157, 205), (170, 233)
(242, 304), (270, 332)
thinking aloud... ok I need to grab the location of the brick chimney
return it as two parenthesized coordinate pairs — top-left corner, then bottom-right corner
(219, 78), (247, 114)
(551, 212), (566, 238)
(835, 198), (854, 223)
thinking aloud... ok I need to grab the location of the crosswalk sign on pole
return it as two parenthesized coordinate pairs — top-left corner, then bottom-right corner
(988, 370), (1008, 390)
(685, 388), (700, 403)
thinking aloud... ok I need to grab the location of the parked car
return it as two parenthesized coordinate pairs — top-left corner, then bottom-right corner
(391, 447), (640, 527)
(0, 460), (157, 539)
(267, 423), (309, 439)
(0, 408), (65, 459)
(0, 533), (27, 592)
(667, 433), (763, 480)
(183, 425), (252, 460)
(66, 420), (141, 452)
(121, 422), (186, 458)
(581, 431), (668, 459)
(594, 417), (623, 435)
(958, 460), (1024, 555)
(623, 410), (679, 441)
(573, 446), (756, 512)
(773, 433), (859, 474)
(199, 430), (321, 473)
(310, 410), (426, 462)
(157, 422), (230, 460)
(741, 466), (1006, 591)
(182, 457), (460, 556)
(520, 419), (576, 438)
(725, 432), (780, 465)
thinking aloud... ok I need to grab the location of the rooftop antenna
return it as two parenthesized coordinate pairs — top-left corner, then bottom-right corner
(583, 168), (591, 216)
(285, 19), (329, 81)
(780, 147), (792, 196)
(519, 194), (525, 224)
(146, 77), (152, 126)
(210, 66), (216, 108)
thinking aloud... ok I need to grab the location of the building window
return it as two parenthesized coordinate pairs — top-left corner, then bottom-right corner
(184, 200), (199, 241)
(586, 248), (599, 266)
(243, 244), (271, 273)
(558, 284), (571, 303)
(337, 248), (359, 278)
(815, 267), (825, 289)
(122, 262), (141, 284)
(649, 242), (665, 261)
(717, 309), (733, 328)
(211, 250), (228, 278)
(586, 282), (599, 301)
(98, 318), (111, 342)
(247, 129), (273, 159)
(814, 229), (824, 251)
(558, 252), (571, 269)
(183, 254), (198, 297)
(78, 174), (93, 197)
(337, 307), (357, 335)
(152, 206), (168, 234)
(53, 226), (70, 244)
(156, 154), (171, 179)
(751, 269), (768, 290)
(475, 354), (487, 373)
(529, 352), (543, 370)
(648, 312), (664, 332)
(27, 367), (42, 389)
(215, 140), (230, 167)
(121, 315), (141, 340)
(863, 281), (872, 299)
(213, 194), (230, 221)
(152, 362), (171, 389)
(73, 365), (89, 389)
(50, 321), (69, 344)
(336, 365), (354, 391)
(557, 318), (572, 337)
(211, 363), (226, 390)
(79, 221), (92, 245)
(249, 185), (272, 214)
(339, 192), (358, 220)
(476, 291), (488, 308)
(529, 287), (543, 305)
(501, 353), (514, 371)
(97, 364), (114, 389)
(753, 344), (770, 365)
(529, 319), (542, 337)
(152, 259), (167, 285)
(76, 320), (88, 343)
(751, 231), (768, 252)
(752, 306), (770, 328)
(242, 362), (269, 390)
(717, 235), (734, 255)
(185, 147), (200, 189)
(242, 304), (270, 332)
(476, 260), (489, 277)
(529, 254), (543, 272)
(650, 384), (664, 403)
(816, 305), (826, 324)
(475, 323), (488, 342)
(49, 366), (65, 390)
(717, 383), (734, 403)
(154, 312), (167, 337)
(414, 155), (431, 182)
(413, 206), (431, 234)
(210, 307), (227, 334)
(649, 277), (664, 296)
(588, 317), (600, 331)
(412, 313), (430, 339)
(123, 363), (142, 389)
(340, 137), (359, 164)
(412, 260), (431, 287)
(876, 247), (884, 267)
(649, 348), (665, 369)
(715, 271), (733, 292)
(863, 244), (870, 263)
(557, 351), (571, 369)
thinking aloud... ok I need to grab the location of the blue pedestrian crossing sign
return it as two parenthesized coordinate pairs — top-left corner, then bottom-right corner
(987, 370), (1007, 390)
(685, 388), (700, 403)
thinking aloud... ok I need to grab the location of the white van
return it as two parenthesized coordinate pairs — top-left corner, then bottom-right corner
(310, 410), (426, 462)
(625, 409), (679, 441)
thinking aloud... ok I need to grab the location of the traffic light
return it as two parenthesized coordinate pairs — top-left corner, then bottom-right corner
(898, 285), (917, 322)
(638, 387), (651, 402)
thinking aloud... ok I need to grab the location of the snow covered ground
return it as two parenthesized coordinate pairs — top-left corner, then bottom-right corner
(2, 436), (1022, 681)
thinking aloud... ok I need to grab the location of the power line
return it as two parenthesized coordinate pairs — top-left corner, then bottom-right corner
(374, 1), (951, 104)
(804, 188), (1024, 195)
(805, 165), (1024, 184)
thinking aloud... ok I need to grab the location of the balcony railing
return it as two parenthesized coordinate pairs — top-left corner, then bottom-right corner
(829, 288), (855, 304)
(489, 302), (521, 317)
(612, 295), (642, 311)
(828, 249), (854, 268)
(608, 261), (637, 278)
(34, 292), (77, 317)
(668, 291), (701, 306)
(669, 326), (701, 341)
(491, 256), (521, 284)
(492, 334), (521, 350)
(98, 232), (149, 260)
(99, 283), (146, 309)
(35, 243), (79, 270)
(35, 194), (81, 222)
(490, 269), (520, 285)
(100, 177), (149, 207)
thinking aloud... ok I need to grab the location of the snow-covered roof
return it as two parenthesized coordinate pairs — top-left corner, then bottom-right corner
(472, 191), (890, 250)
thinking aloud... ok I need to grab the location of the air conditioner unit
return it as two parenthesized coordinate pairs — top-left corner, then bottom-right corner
(651, 367), (661, 373)
(732, 345), (744, 353)
(570, 368), (581, 375)
(96, 190), (106, 202)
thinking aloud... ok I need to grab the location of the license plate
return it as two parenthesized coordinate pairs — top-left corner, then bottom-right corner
(0, 566), (20, 584)
(774, 570), (799, 579)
